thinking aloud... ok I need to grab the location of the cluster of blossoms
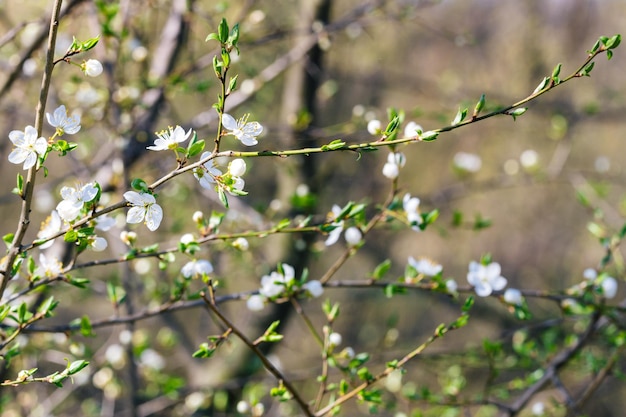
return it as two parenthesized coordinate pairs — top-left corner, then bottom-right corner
(194, 152), (248, 196)
(367, 119), (422, 139)
(582, 268), (618, 299)
(466, 260), (524, 305)
(406, 256), (458, 294)
(324, 205), (362, 247)
(382, 152), (406, 180)
(246, 264), (324, 311)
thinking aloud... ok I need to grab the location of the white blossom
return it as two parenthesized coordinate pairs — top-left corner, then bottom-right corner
(408, 256), (442, 276)
(46, 105), (81, 136)
(467, 261), (507, 297)
(181, 259), (213, 278)
(404, 121), (423, 138)
(194, 152), (222, 189)
(445, 279), (458, 294)
(124, 191), (163, 231)
(89, 236), (108, 251)
(232, 237), (249, 251)
(95, 215), (116, 231)
(259, 264), (295, 298)
(228, 159), (247, 177)
(367, 119), (381, 135)
(403, 193), (423, 231)
(600, 276), (618, 299)
(35, 253), (63, 278)
(329, 332), (343, 346)
(222, 113), (263, 146)
(325, 205), (345, 246)
(382, 152), (406, 179)
(8, 125), (47, 169)
(302, 280), (324, 297)
(56, 182), (99, 221)
(82, 59), (103, 77)
(503, 288), (523, 305)
(583, 268), (597, 280)
(344, 227), (362, 246)
(147, 125), (192, 151)
(247, 294), (266, 311)
(37, 210), (63, 249)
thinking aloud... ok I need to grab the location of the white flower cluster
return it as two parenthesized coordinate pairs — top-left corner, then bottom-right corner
(194, 152), (248, 196)
(466, 260), (524, 305)
(247, 264), (323, 311)
(324, 205), (362, 247)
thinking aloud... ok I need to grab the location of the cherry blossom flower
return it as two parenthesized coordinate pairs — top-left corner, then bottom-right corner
(344, 227), (362, 246)
(56, 183), (99, 221)
(382, 152), (406, 179)
(194, 152), (223, 189)
(246, 294), (266, 311)
(95, 215), (116, 231)
(37, 210), (63, 249)
(503, 288), (523, 305)
(89, 235), (108, 251)
(403, 193), (423, 231)
(600, 276), (618, 299)
(325, 205), (345, 246)
(181, 259), (213, 279)
(367, 119), (381, 135)
(445, 279), (458, 294)
(259, 264), (295, 298)
(46, 105), (81, 136)
(147, 125), (192, 151)
(8, 125), (47, 169)
(35, 253), (63, 278)
(329, 332), (343, 346)
(467, 261), (507, 297)
(232, 237), (249, 251)
(222, 113), (263, 146)
(124, 191), (163, 231)
(408, 256), (442, 276)
(82, 59), (103, 77)
(404, 121), (423, 138)
(302, 280), (324, 297)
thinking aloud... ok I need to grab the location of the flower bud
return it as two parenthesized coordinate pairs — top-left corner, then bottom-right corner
(120, 230), (137, 246)
(228, 158), (246, 177)
(192, 211), (204, 223)
(344, 227), (362, 246)
(83, 59), (103, 77)
(232, 237), (249, 251)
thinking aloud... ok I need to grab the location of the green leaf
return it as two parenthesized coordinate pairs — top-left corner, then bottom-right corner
(533, 76), (550, 94)
(473, 94), (485, 117)
(80, 315), (94, 337)
(187, 139), (205, 157)
(130, 178), (148, 192)
(67, 360), (89, 375)
(372, 259), (391, 280)
(15, 173), (24, 196)
(205, 32), (220, 42)
(229, 23), (240, 46)
(3, 233), (14, 248)
(218, 188), (229, 208)
(605, 34), (621, 50)
(421, 131), (439, 141)
(218, 18), (229, 43)
(451, 107), (468, 126)
(509, 107), (527, 121)
(38, 297), (58, 317)
(551, 63), (562, 79)
(64, 230), (78, 242)
(228, 74), (238, 93)
(67, 277), (90, 288)
(580, 62), (595, 77)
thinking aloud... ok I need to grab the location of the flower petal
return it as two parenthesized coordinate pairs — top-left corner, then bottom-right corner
(222, 113), (238, 131)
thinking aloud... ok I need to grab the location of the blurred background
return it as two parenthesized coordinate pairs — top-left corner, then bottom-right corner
(0, 0), (625, 416)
